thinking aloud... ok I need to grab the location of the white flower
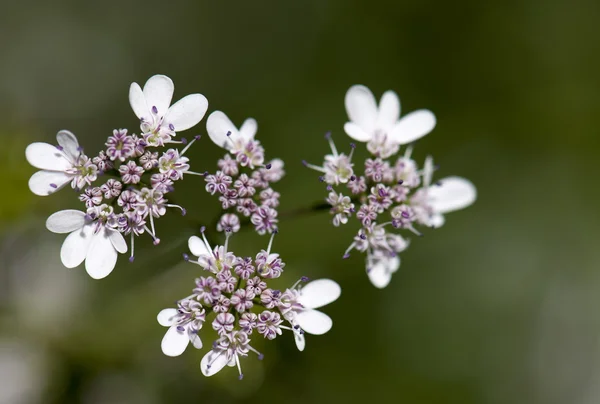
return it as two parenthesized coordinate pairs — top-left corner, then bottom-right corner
(157, 302), (204, 357)
(413, 176), (477, 228)
(367, 255), (400, 289)
(285, 279), (341, 351)
(343, 85), (436, 155)
(25, 130), (97, 196)
(129, 74), (208, 146)
(206, 110), (257, 151)
(45, 209), (127, 279)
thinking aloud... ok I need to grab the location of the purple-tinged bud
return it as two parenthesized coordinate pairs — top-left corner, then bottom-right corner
(50, 183), (58, 189)
(152, 106), (158, 114)
(169, 123), (175, 131)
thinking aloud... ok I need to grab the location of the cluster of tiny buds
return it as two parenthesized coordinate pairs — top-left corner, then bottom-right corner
(158, 229), (340, 379)
(72, 129), (204, 261)
(304, 132), (442, 278)
(205, 130), (285, 235)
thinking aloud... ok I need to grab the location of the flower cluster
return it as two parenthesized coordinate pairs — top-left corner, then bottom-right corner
(304, 85), (477, 288)
(204, 111), (285, 235)
(158, 229), (340, 379)
(26, 75), (208, 278)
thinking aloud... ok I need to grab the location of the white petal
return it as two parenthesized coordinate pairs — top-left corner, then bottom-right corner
(108, 229), (127, 254)
(56, 130), (80, 162)
(206, 111), (238, 149)
(296, 310), (332, 335)
(389, 109), (436, 145)
(428, 176), (477, 214)
(294, 332), (306, 352)
(386, 255), (401, 274)
(377, 90), (400, 130)
(165, 94), (208, 132)
(85, 229), (118, 279)
(157, 308), (178, 327)
(201, 350), (228, 377)
(46, 210), (85, 233)
(25, 142), (71, 171)
(188, 236), (210, 258)
(343, 122), (372, 142)
(298, 279), (341, 309)
(129, 82), (149, 120)
(161, 325), (190, 357)
(143, 75), (174, 116)
(189, 329), (203, 349)
(239, 118), (258, 142)
(344, 85), (378, 132)
(368, 261), (393, 289)
(28, 170), (71, 196)
(60, 224), (94, 268)
(429, 213), (446, 228)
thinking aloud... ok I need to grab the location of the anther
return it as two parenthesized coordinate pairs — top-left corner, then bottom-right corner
(238, 374), (244, 380)
(177, 325), (185, 332)
(343, 253), (350, 259)
(226, 131), (232, 137)
(258, 354), (264, 360)
(397, 180), (404, 185)
(181, 137), (188, 145)
(302, 160), (308, 167)
(169, 123), (175, 131)
(183, 253), (190, 261)
(324, 131), (332, 140)
(152, 106), (158, 114)
(200, 226), (206, 233)
(50, 183), (58, 189)
(401, 211), (409, 218)
(153, 238), (161, 245)
(318, 176), (325, 182)
(194, 135), (201, 140)
(350, 143), (356, 149)
(77, 146), (84, 152)
(326, 185), (333, 191)
(129, 256), (135, 263)
(181, 208), (187, 216)
(359, 233), (366, 240)
(55, 145), (63, 151)
(265, 163), (272, 169)
(301, 276), (310, 282)
(350, 175), (356, 181)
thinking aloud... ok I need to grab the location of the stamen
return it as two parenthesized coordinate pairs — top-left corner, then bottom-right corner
(50, 183), (58, 189)
(180, 135), (201, 155)
(343, 242), (356, 259)
(265, 163), (272, 169)
(397, 180), (404, 185)
(199, 228), (215, 258)
(302, 160), (327, 173)
(350, 175), (356, 181)
(129, 232), (135, 262)
(318, 176), (325, 182)
(266, 231), (276, 255)
(404, 145), (413, 159)
(325, 131), (338, 156)
(235, 355), (243, 380)
(183, 253), (189, 261)
(169, 123), (175, 131)
(152, 106), (158, 114)
(348, 143), (356, 161)
(224, 231), (232, 255)
(55, 145), (63, 151)
(166, 204), (186, 215)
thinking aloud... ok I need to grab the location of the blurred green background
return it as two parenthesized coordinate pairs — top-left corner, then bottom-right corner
(1, 0), (599, 403)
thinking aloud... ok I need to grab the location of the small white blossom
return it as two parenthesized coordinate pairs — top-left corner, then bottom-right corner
(45, 208), (127, 279)
(343, 85), (436, 157)
(26, 130), (98, 195)
(129, 74), (208, 146)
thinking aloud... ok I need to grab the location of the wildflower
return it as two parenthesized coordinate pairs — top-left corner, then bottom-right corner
(129, 74), (208, 146)
(26, 130), (98, 195)
(162, 231), (340, 379)
(343, 85), (436, 158)
(105, 129), (135, 162)
(45, 208), (127, 279)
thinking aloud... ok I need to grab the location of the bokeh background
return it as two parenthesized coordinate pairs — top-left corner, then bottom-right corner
(1, 0), (599, 403)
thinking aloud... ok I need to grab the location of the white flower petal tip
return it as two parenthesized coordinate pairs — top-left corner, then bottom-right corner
(294, 332), (306, 351)
(25, 142), (71, 171)
(298, 279), (341, 309)
(143, 74), (174, 115)
(56, 130), (80, 160)
(429, 176), (477, 214)
(166, 94), (209, 132)
(367, 256), (400, 289)
(161, 325), (190, 357)
(84, 229), (118, 279)
(108, 230), (128, 254)
(46, 210), (86, 233)
(206, 111), (238, 149)
(201, 350), (228, 377)
(157, 308), (178, 327)
(28, 170), (70, 196)
(188, 235), (210, 258)
(296, 310), (333, 335)
(390, 109), (437, 145)
(345, 85), (378, 135)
